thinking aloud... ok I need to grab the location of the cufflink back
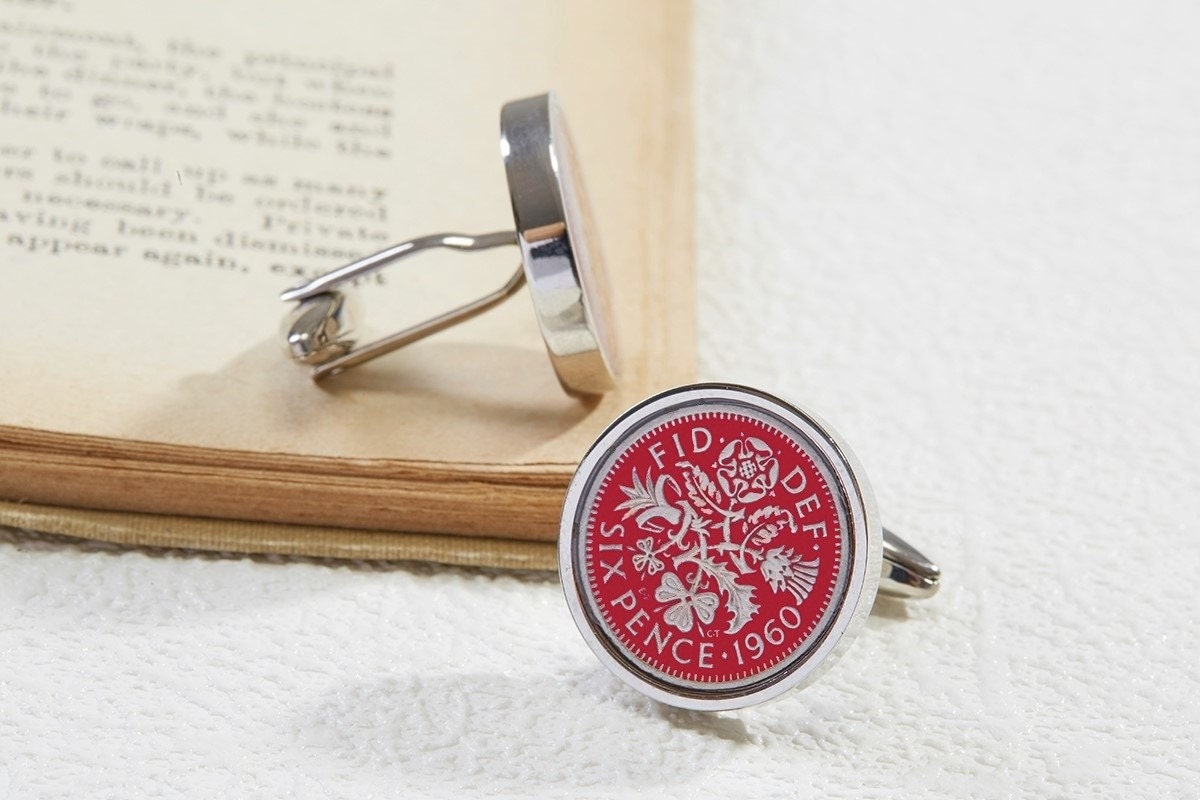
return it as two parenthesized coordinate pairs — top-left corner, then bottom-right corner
(559, 383), (940, 711)
(279, 92), (617, 396)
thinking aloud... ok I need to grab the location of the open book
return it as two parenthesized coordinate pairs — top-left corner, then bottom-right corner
(0, 1), (694, 569)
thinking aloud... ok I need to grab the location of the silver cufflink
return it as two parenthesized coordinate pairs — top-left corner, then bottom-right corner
(559, 383), (940, 710)
(279, 93), (617, 396)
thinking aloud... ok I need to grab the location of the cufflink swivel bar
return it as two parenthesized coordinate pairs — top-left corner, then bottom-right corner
(281, 231), (523, 380)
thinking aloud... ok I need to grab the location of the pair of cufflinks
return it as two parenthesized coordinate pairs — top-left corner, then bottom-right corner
(279, 93), (939, 711)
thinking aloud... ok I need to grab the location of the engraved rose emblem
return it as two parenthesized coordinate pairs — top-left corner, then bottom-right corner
(716, 436), (779, 504)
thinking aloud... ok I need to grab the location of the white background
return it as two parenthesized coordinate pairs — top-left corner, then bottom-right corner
(3, 2), (1198, 797)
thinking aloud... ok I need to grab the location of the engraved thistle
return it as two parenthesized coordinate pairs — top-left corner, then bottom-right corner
(616, 436), (820, 635)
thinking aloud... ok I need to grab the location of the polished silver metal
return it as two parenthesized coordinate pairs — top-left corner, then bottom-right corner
(501, 94), (616, 396)
(283, 290), (355, 366)
(282, 232), (522, 379)
(279, 92), (616, 395)
(880, 528), (941, 599)
(559, 383), (941, 711)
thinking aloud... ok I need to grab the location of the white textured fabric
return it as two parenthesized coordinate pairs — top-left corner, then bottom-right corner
(3, 2), (1200, 797)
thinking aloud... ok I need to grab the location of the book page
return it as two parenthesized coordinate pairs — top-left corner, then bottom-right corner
(0, 0), (693, 468)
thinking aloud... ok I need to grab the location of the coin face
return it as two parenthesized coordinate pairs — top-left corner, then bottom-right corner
(560, 384), (881, 710)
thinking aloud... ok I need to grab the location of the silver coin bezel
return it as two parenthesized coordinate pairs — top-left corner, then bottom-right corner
(500, 93), (616, 396)
(558, 383), (882, 711)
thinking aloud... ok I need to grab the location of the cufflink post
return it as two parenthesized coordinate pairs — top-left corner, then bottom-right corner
(879, 528), (940, 599)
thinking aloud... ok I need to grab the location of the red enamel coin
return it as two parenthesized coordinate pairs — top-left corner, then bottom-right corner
(585, 411), (842, 684)
(560, 384), (881, 710)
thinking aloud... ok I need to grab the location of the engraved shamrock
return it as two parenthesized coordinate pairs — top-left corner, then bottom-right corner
(716, 436), (780, 504)
(655, 571), (719, 633)
(632, 537), (665, 576)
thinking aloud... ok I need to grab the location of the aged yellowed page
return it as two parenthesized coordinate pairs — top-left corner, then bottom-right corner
(0, 499), (558, 570)
(0, 0), (694, 550)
